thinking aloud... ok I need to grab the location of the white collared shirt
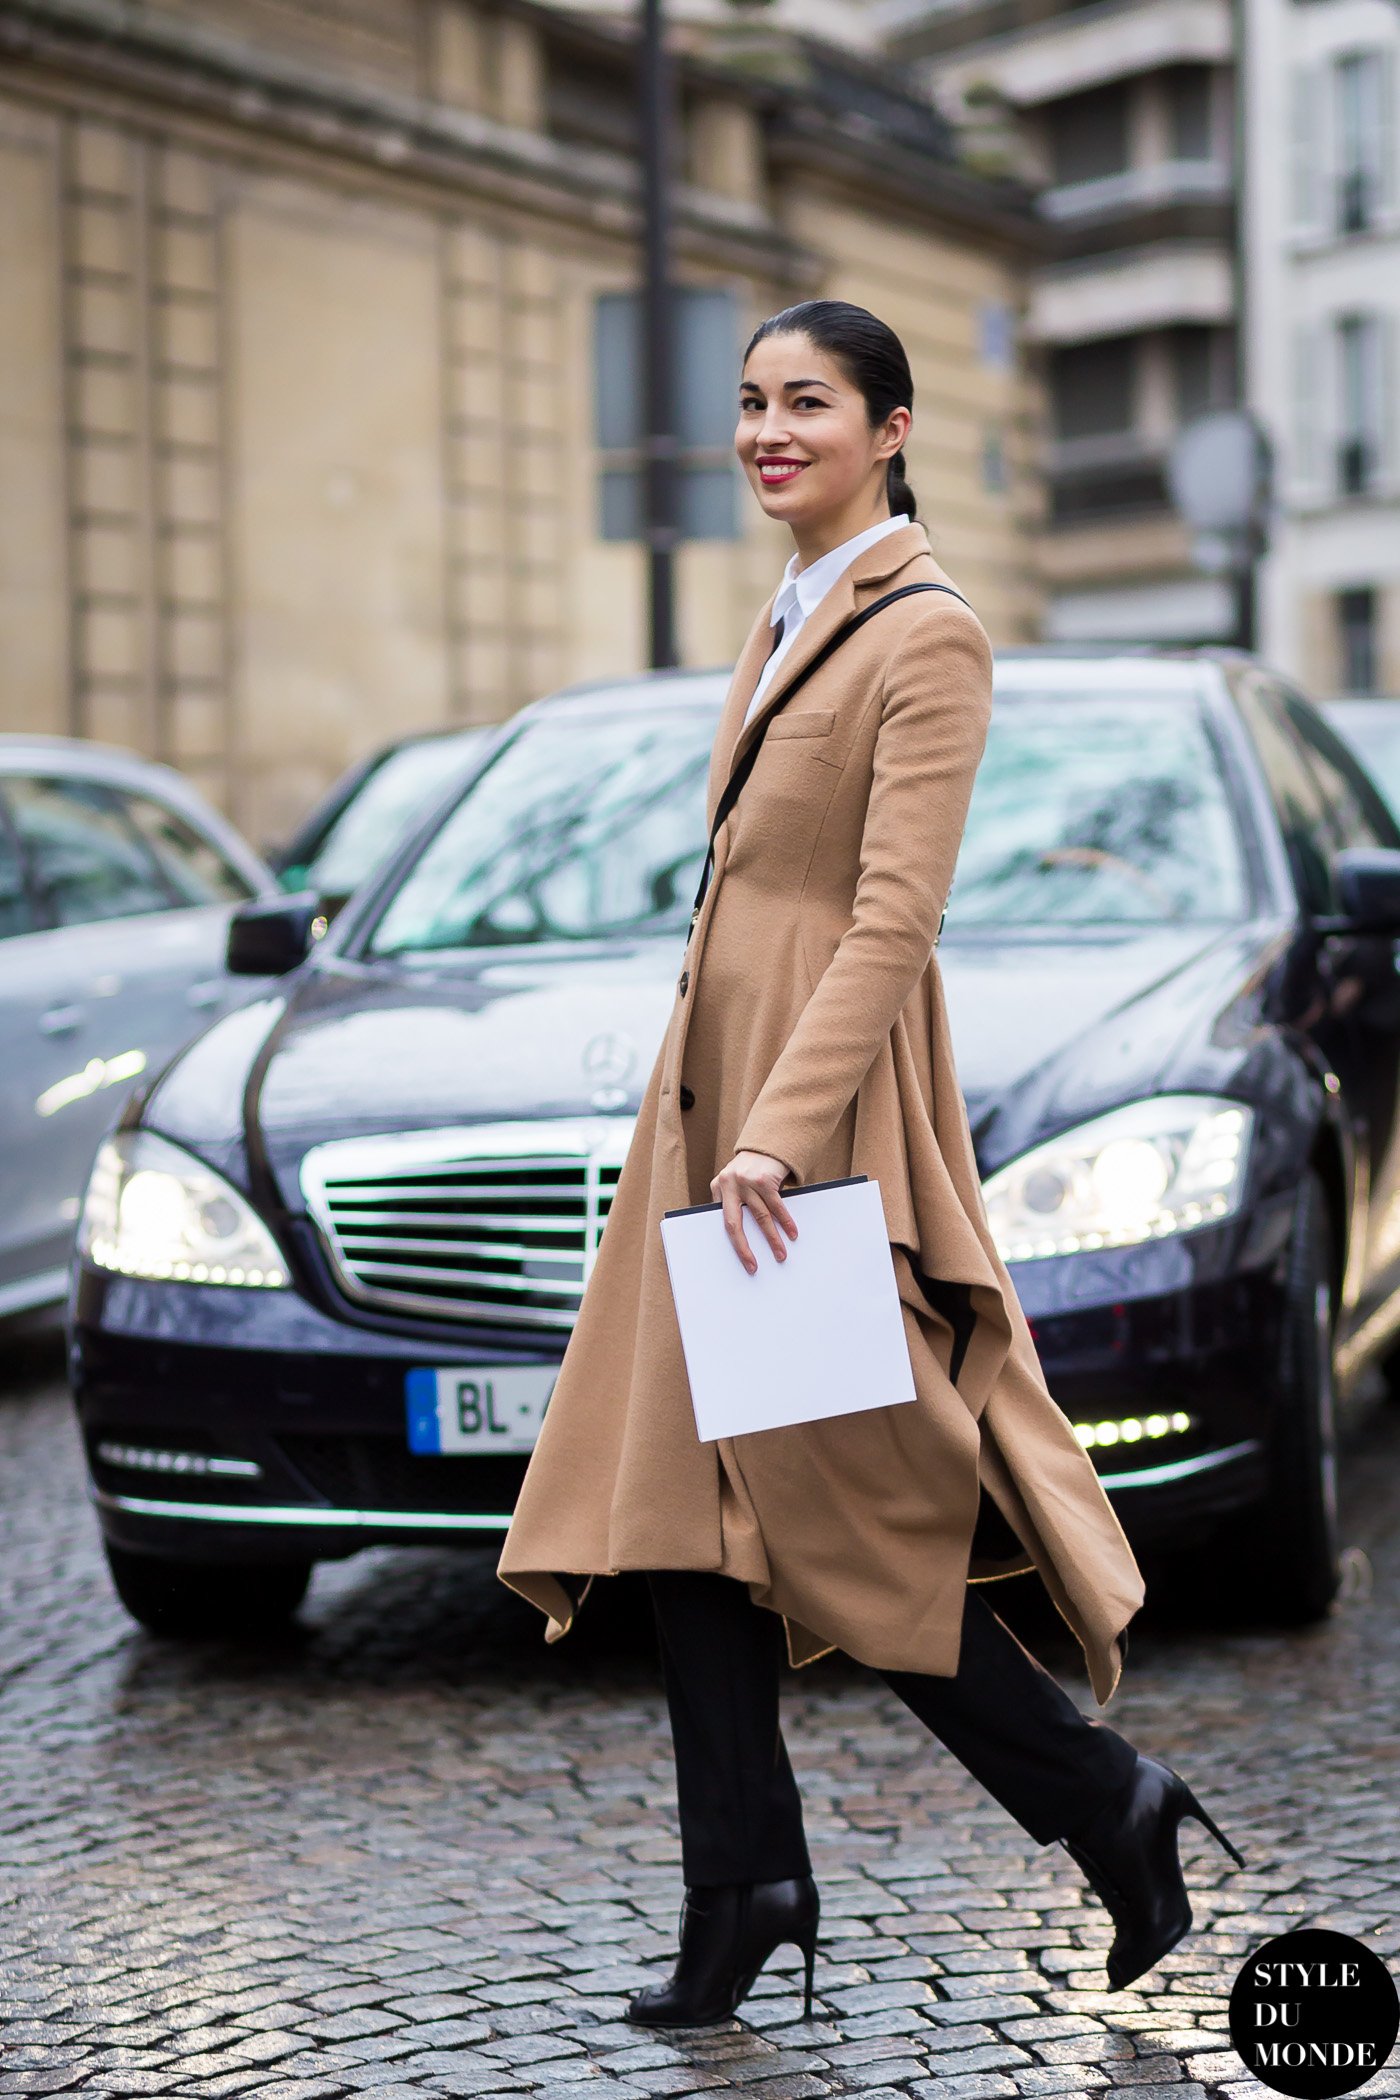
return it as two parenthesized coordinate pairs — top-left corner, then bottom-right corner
(742, 512), (909, 730)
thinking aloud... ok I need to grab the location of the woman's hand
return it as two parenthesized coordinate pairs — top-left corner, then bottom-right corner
(710, 1151), (799, 1275)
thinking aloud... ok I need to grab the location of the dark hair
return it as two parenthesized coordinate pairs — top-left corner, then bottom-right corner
(743, 298), (918, 520)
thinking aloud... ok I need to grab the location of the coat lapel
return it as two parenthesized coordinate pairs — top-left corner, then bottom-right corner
(719, 520), (934, 785)
(707, 590), (782, 822)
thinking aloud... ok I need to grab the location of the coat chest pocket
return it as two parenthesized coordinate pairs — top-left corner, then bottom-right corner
(746, 708), (845, 844)
(767, 709), (835, 741)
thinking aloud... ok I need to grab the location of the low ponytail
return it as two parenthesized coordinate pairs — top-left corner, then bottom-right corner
(746, 298), (918, 523)
(886, 447), (917, 520)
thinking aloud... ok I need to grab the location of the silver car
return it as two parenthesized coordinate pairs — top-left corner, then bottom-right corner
(2, 736), (274, 1320)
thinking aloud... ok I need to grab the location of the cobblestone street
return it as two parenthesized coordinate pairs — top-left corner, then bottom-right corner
(3, 1345), (1398, 2100)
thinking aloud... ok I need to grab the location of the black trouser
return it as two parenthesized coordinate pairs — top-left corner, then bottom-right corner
(647, 1569), (1141, 1886)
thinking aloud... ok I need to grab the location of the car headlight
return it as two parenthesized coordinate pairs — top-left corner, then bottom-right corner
(982, 1095), (1253, 1263)
(79, 1131), (289, 1288)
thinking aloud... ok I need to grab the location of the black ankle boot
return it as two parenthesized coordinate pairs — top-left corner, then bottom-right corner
(1061, 1754), (1247, 1991)
(626, 1874), (820, 2027)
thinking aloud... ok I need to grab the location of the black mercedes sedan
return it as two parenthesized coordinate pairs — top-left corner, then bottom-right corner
(69, 650), (1400, 1638)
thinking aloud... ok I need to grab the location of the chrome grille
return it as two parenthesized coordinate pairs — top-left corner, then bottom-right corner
(300, 1119), (635, 1329)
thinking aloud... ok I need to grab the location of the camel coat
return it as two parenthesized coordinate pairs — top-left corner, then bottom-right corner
(497, 520), (1146, 1704)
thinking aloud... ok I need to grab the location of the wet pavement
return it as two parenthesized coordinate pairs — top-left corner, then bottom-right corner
(2, 1341), (1398, 2099)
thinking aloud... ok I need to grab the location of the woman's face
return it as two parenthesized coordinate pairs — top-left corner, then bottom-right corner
(735, 331), (909, 531)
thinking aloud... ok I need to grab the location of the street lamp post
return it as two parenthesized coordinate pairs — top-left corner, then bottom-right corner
(640, 0), (679, 669)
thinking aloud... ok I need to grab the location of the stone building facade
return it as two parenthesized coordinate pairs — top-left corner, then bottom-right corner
(0, 0), (1043, 847)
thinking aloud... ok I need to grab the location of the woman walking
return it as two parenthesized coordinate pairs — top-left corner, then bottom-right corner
(498, 299), (1243, 2025)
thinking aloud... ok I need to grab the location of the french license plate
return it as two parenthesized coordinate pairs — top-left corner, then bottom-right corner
(405, 1364), (558, 1455)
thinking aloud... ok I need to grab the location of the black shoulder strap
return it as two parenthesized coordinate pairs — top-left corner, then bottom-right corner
(687, 581), (968, 937)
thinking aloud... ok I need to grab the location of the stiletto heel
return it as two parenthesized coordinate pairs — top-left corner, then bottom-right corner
(627, 1873), (821, 2027)
(1061, 1755), (1246, 1993)
(1181, 1784), (1247, 1868)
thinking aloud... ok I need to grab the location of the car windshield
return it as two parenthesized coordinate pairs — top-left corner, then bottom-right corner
(953, 691), (1251, 926)
(363, 686), (1250, 957)
(365, 707), (716, 955)
(303, 734), (485, 896)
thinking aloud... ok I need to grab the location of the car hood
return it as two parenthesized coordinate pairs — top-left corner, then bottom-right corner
(145, 922), (1282, 1210)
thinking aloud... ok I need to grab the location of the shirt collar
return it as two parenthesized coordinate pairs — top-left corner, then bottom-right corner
(770, 512), (910, 627)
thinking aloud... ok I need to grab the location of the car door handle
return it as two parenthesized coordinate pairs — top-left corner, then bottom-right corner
(187, 979), (223, 1011)
(39, 1004), (85, 1037)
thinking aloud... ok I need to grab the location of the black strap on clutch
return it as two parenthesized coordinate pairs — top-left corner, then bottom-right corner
(687, 580), (970, 940)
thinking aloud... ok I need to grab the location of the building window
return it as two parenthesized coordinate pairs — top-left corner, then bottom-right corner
(1049, 338), (1136, 439)
(547, 55), (638, 156)
(1336, 313), (1384, 495)
(594, 287), (740, 542)
(979, 301), (1015, 373)
(1046, 83), (1129, 186)
(1167, 67), (1215, 162)
(982, 429), (1009, 493)
(1171, 327), (1234, 422)
(1335, 52), (1386, 234)
(1291, 324), (1320, 489)
(1337, 588), (1378, 693)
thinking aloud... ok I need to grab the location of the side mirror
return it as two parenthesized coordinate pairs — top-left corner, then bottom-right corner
(1333, 847), (1400, 933)
(227, 892), (325, 976)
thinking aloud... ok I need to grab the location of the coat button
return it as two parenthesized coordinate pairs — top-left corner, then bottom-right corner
(679, 1083), (695, 1110)
(678, 968), (689, 996)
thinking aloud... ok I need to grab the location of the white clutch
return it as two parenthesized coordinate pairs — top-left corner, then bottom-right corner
(659, 1174), (917, 1443)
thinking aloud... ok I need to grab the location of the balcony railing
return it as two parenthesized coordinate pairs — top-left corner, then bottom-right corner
(1046, 431), (1170, 522)
(1040, 159), (1232, 223)
(1047, 430), (1165, 474)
